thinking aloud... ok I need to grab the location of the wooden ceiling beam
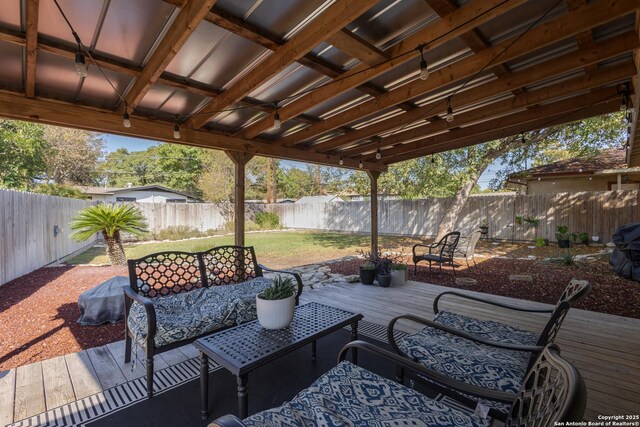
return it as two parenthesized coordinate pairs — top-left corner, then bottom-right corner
(238, 0), (528, 140)
(0, 90), (385, 172)
(627, 10), (640, 166)
(123, 0), (217, 111)
(326, 30), (389, 65)
(278, 0), (640, 148)
(566, 0), (597, 74)
(340, 63), (635, 158)
(375, 88), (623, 163)
(383, 100), (620, 164)
(312, 35), (637, 154)
(185, 0), (378, 130)
(24, 0), (39, 98)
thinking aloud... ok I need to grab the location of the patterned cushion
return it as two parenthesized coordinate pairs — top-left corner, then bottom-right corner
(127, 277), (272, 347)
(398, 317), (532, 414)
(242, 361), (489, 427)
(434, 311), (539, 346)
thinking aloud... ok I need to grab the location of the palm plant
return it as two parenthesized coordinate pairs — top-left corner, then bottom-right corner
(71, 204), (148, 265)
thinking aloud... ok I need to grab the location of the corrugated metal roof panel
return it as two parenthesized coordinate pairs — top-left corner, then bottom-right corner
(34, 50), (82, 100)
(0, 41), (23, 92)
(94, 0), (176, 65)
(76, 67), (132, 109)
(38, 0), (105, 47)
(0, 0), (21, 31)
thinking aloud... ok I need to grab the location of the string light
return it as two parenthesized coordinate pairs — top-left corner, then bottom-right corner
(272, 101), (281, 129)
(620, 85), (629, 111)
(339, 156), (344, 166)
(173, 123), (180, 139)
(431, 154), (435, 164)
(521, 133), (526, 144)
(446, 96), (454, 122)
(74, 49), (88, 77)
(122, 108), (131, 128)
(358, 158), (363, 169)
(417, 45), (429, 81)
(375, 140), (381, 160)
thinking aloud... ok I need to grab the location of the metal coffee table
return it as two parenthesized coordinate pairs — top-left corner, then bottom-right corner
(194, 302), (363, 420)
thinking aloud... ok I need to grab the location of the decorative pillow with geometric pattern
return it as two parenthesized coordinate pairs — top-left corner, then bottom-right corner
(127, 277), (272, 347)
(242, 360), (490, 427)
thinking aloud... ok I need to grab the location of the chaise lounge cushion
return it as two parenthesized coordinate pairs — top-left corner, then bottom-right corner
(127, 277), (272, 347)
(242, 360), (489, 427)
(434, 311), (539, 346)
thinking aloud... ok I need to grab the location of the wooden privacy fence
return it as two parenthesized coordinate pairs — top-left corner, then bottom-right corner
(133, 202), (227, 234)
(0, 189), (96, 286)
(269, 191), (640, 243)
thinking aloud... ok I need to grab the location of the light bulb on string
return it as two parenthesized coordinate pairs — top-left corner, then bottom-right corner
(122, 111), (131, 128)
(173, 123), (180, 139)
(74, 50), (88, 77)
(446, 97), (454, 122)
(273, 110), (281, 129)
(339, 156), (344, 166)
(417, 45), (429, 81)
(521, 133), (526, 144)
(431, 154), (435, 164)
(358, 158), (363, 169)
(375, 141), (381, 160)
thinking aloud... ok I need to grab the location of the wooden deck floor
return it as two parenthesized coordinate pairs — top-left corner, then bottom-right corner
(1, 280), (638, 425)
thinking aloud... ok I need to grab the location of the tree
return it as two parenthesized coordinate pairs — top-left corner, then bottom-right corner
(43, 126), (104, 185)
(70, 204), (148, 265)
(0, 120), (47, 190)
(433, 111), (626, 239)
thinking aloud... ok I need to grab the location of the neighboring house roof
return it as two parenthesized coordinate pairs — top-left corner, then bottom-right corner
(296, 195), (343, 203)
(509, 149), (627, 179)
(76, 185), (198, 199)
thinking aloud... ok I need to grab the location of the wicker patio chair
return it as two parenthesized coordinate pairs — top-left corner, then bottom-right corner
(412, 231), (461, 275)
(386, 279), (591, 415)
(212, 341), (586, 426)
(454, 229), (482, 268)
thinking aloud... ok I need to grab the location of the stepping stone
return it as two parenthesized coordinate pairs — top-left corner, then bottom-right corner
(509, 274), (533, 282)
(455, 277), (477, 287)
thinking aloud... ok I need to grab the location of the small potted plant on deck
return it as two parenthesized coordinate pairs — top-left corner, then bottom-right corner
(256, 276), (296, 330)
(375, 264), (392, 288)
(359, 262), (376, 285)
(390, 263), (408, 286)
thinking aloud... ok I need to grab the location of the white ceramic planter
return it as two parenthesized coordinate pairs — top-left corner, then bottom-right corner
(390, 269), (408, 286)
(256, 294), (295, 329)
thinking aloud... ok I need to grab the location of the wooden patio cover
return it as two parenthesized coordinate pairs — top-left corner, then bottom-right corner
(0, 0), (639, 247)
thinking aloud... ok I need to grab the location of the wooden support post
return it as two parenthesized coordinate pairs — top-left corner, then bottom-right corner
(225, 151), (254, 246)
(367, 171), (381, 257)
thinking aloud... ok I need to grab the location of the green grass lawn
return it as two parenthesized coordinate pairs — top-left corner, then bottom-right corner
(67, 230), (422, 268)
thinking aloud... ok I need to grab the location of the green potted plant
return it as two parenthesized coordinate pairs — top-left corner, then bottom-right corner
(555, 225), (572, 248)
(256, 276), (296, 329)
(576, 232), (589, 245)
(390, 263), (408, 286)
(359, 262), (376, 285)
(535, 237), (549, 247)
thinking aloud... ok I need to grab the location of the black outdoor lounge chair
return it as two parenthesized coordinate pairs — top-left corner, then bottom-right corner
(412, 231), (460, 275)
(212, 341), (586, 426)
(386, 279), (591, 415)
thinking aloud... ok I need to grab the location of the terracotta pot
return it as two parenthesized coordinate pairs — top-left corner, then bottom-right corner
(256, 294), (295, 329)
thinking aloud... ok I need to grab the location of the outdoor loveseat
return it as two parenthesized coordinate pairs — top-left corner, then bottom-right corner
(124, 245), (303, 398)
(212, 341), (586, 426)
(387, 279), (591, 416)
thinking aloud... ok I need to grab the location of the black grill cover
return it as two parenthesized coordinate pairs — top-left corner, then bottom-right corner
(610, 223), (640, 281)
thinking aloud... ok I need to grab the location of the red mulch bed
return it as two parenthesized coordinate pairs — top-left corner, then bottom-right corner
(328, 257), (640, 319)
(0, 266), (126, 371)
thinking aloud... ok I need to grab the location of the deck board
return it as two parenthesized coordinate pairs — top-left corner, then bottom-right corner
(86, 346), (127, 390)
(0, 369), (16, 425)
(64, 350), (101, 399)
(41, 355), (75, 410)
(13, 361), (44, 420)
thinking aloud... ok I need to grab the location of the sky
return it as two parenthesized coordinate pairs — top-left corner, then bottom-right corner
(102, 133), (500, 189)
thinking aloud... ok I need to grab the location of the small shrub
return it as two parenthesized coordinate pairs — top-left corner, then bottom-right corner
(360, 262), (375, 269)
(260, 276), (295, 300)
(390, 263), (407, 270)
(255, 211), (280, 229)
(223, 220), (261, 232)
(535, 237), (548, 247)
(155, 225), (204, 241)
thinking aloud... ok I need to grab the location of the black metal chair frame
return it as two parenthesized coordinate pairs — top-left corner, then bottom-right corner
(212, 341), (586, 426)
(412, 231), (461, 276)
(123, 245), (303, 398)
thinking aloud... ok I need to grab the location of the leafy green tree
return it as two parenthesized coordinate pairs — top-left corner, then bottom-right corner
(70, 204), (148, 265)
(43, 126), (104, 185)
(0, 120), (47, 190)
(32, 183), (88, 199)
